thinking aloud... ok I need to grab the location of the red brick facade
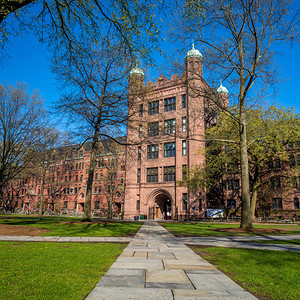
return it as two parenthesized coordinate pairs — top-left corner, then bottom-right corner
(124, 51), (206, 219)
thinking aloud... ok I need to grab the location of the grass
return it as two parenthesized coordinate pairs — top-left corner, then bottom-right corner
(160, 222), (300, 236)
(192, 246), (300, 300)
(0, 241), (126, 300)
(0, 216), (143, 236)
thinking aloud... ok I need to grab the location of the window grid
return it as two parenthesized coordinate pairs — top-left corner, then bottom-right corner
(182, 193), (187, 211)
(182, 95), (186, 108)
(164, 166), (176, 182)
(182, 117), (187, 132)
(147, 167), (158, 182)
(148, 101), (159, 115)
(139, 104), (143, 117)
(148, 122), (159, 137)
(164, 97), (176, 112)
(182, 140), (187, 156)
(272, 198), (282, 209)
(137, 168), (141, 183)
(164, 119), (176, 135)
(164, 142), (176, 157)
(138, 146), (141, 161)
(147, 144), (159, 159)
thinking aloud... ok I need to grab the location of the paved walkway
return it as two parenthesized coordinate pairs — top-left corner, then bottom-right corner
(179, 235), (300, 252)
(87, 222), (257, 299)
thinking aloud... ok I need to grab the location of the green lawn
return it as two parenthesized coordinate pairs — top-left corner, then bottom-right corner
(160, 222), (300, 236)
(0, 216), (143, 236)
(192, 246), (300, 300)
(0, 241), (126, 300)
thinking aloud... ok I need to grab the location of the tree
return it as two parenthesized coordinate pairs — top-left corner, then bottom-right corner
(0, 82), (50, 209)
(0, 0), (162, 63)
(182, 105), (300, 220)
(53, 36), (134, 221)
(176, 0), (299, 228)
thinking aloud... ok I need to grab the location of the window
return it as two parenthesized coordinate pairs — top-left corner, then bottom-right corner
(139, 125), (142, 138)
(182, 165), (187, 180)
(79, 150), (83, 157)
(164, 142), (176, 157)
(137, 169), (141, 183)
(147, 167), (158, 182)
(227, 179), (239, 190)
(182, 193), (187, 211)
(199, 193), (202, 211)
(94, 186), (97, 193)
(182, 140), (187, 156)
(227, 199), (236, 210)
(272, 198), (282, 209)
(63, 201), (68, 209)
(289, 155), (296, 167)
(294, 198), (299, 209)
(74, 201), (77, 209)
(274, 157), (281, 169)
(268, 160), (274, 169)
(164, 119), (176, 135)
(164, 97), (176, 111)
(270, 176), (281, 188)
(75, 187), (78, 194)
(136, 200), (140, 211)
(99, 186), (102, 193)
(182, 94), (186, 108)
(95, 173), (98, 180)
(94, 201), (100, 209)
(182, 117), (186, 132)
(148, 122), (159, 136)
(139, 104), (143, 117)
(148, 101), (159, 115)
(147, 144), (159, 159)
(292, 176), (298, 188)
(138, 146), (141, 161)
(164, 166), (176, 181)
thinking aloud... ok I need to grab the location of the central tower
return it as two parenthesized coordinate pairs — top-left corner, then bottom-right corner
(124, 45), (206, 220)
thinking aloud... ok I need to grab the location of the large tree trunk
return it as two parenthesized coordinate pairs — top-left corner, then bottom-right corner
(83, 141), (97, 221)
(239, 107), (252, 228)
(83, 106), (102, 221)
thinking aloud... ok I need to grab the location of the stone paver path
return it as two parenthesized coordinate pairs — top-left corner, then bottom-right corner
(87, 221), (257, 299)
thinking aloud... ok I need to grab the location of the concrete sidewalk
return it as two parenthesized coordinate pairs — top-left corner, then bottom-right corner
(87, 221), (257, 299)
(179, 235), (300, 252)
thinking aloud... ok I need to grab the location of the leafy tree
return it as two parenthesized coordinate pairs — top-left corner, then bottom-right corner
(176, 0), (299, 228)
(0, 82), (51, 209)
(0, 0), (162, 62)
(183, 105), (300, 220)
(53, 35), (135, 221)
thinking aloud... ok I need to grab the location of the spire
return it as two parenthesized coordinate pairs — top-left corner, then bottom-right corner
(130, 60), (144, 76)
(186, 42), (202, 59)
(217, 80), (229, 94)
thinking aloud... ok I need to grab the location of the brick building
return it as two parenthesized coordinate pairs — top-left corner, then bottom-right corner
(124, 45), (213, 219)
(1, 45), (299, 219)
(1, 140), (126, 217)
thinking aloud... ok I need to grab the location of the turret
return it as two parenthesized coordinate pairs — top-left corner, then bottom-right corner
(185, 43), (203, 78)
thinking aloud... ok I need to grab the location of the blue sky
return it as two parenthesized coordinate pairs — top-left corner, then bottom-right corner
(0, 32), (299, 113)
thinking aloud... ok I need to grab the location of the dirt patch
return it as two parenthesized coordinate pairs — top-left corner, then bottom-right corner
(0, 224), (49, 236)
(212, 227), (287, 234)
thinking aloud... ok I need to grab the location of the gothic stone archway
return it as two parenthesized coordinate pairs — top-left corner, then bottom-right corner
(149, 189), (173, 220)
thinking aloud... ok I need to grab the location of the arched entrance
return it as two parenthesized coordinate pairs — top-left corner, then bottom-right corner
(149, 189), (173, 220)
